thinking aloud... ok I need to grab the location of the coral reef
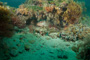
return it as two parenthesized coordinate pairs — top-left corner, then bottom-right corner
(61, 24), (90, 41)
(0, 0), (85, 39)
(16, 5), (29, 16)
(45, 6), (55, 13)
(0, 6), (14, 37)
(0, 0), (90, 60)
(72, 34), (90, 60)
(11, 15), (28, 28)
(63, 1), (82, 24)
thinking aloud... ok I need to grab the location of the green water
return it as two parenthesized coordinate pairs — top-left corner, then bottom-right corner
(0, 0), (25, 8)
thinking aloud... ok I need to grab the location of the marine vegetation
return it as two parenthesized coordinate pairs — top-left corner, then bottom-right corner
(63, 1), (82, 24)
(0, 6), (14, 37)
(11, 15), (27, 28)
(61, 23), (90, 41)
(0, 0), (84, 39)
(16, 5), (29, 16)
(0, 0), (90, 60)
(72, 34), (90, 60)
(45, 6), (55, 13)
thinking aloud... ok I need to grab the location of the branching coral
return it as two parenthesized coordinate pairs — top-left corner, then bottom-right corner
(63, 1), (82, 24)
(0, 6), (14, 37)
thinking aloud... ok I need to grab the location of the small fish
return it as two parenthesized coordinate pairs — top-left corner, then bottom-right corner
(37, 21), (49, 27)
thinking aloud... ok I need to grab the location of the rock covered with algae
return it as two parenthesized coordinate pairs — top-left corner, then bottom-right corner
(0, 6), (14, 37)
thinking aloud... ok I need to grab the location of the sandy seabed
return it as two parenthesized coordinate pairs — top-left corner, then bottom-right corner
(0, 29), (78, 60)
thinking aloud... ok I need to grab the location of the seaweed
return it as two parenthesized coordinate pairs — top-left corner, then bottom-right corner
(63, 1), (82, 24)
(0, 6), (14, 37)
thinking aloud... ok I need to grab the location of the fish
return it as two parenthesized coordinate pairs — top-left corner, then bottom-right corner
(36, 21), (49, 27)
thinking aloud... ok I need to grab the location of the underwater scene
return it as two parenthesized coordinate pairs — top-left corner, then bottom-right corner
(0, 0), (90, 60)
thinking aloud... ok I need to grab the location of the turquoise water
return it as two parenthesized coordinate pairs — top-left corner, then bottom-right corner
(0, 0), (25, 8)
(79, 0), (90, 15)
(85, 0), (90, 15)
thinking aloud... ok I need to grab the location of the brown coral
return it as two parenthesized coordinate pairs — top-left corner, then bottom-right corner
(63, 1), (82, 24)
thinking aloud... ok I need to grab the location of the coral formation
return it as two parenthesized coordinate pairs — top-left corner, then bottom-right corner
(45, 6), (55, 13)
(63, 1), (82, 24)
(0, 1), (89, 60)
(61, 24), (90, 41)
(16, 5), (29, 16)
(11, 15), (28, 28)
(0, 6), (14, 37)
(72, 34), (90, 60)
(0, 0), (90, 60)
